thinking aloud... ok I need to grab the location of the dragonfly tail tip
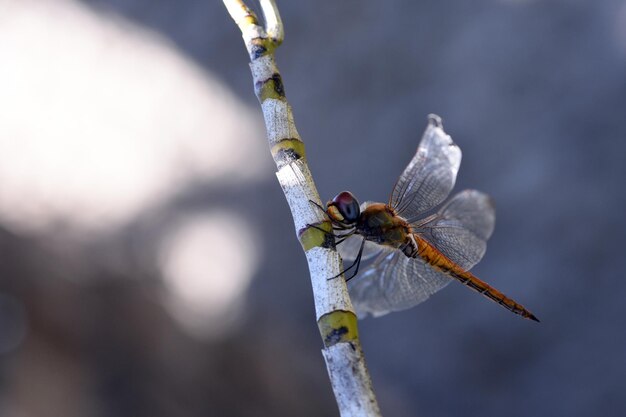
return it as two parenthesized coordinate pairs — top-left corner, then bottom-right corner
(527, 313), (540, 323)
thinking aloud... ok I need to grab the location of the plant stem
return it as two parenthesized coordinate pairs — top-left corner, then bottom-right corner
(222, 1), (382, 416)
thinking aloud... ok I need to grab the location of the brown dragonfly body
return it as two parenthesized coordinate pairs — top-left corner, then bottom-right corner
(324, 115), (539, 322)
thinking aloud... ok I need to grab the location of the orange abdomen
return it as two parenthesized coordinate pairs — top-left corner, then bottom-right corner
(414, 235), (539, 321)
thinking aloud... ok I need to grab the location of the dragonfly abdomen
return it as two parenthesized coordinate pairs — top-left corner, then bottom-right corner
(412, 235), (539, 322)
(453, 270), (538, 321)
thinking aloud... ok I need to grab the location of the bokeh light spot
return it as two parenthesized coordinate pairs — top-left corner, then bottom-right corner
(159, 212), (259, 339)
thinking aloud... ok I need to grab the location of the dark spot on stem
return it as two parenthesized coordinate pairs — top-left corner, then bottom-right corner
(325, 326), (349, 345)
(274, 148), (302, 168)
(250, 45), (267, 60)
(322, 230), (336, 249)
(249, 37), (268, 60)
(269, 73), (285, 96)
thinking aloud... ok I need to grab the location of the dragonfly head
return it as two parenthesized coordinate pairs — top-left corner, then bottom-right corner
(327, 191), (360, 225)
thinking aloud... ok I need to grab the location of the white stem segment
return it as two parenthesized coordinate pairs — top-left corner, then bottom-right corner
(276, 160), (353, 319)
(259, 0), (284, 42)
(323, 342), (381, 417)
(262, 98), (300, 144)
(223, 1), (382, 415)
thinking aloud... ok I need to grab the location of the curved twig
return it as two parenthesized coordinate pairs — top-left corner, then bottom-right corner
(222, 1), (382, 416)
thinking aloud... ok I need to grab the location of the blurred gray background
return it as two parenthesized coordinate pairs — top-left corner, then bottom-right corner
(1, 0), (625, 416)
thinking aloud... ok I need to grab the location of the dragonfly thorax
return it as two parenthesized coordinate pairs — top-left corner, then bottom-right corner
(326, 192), (418, 258)
(356, 203), (414, 252)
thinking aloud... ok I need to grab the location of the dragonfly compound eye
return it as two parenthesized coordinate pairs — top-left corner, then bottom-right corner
(328, 191), (360, 224)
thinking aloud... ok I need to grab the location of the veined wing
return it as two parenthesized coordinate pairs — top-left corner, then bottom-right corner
(390, 115), (462, 220)
(348, 191), (497, 319)
(416, 189), (495, 271)
(348, 249), (453, 318)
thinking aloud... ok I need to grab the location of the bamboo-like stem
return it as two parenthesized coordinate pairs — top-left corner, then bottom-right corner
(222, 1), (382, 416)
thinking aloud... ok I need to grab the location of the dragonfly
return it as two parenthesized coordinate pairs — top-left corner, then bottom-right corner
(322, 114), (538, 322)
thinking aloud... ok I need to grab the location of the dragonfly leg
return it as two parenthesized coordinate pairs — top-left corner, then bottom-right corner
(309, 199), (328, 215)
(305, 224), (355, 245)
(327, 237), (366, 282)
(306, 223), (335, 236)
(335, 225), (353, 231)
(334, 230), (356, 245)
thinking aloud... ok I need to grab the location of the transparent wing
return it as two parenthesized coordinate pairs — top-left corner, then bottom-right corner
(391, 115), (462, 219)
(337, 235), (384, 263)
(417, 189), (495, 271)
(348, 249), (453, 318)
